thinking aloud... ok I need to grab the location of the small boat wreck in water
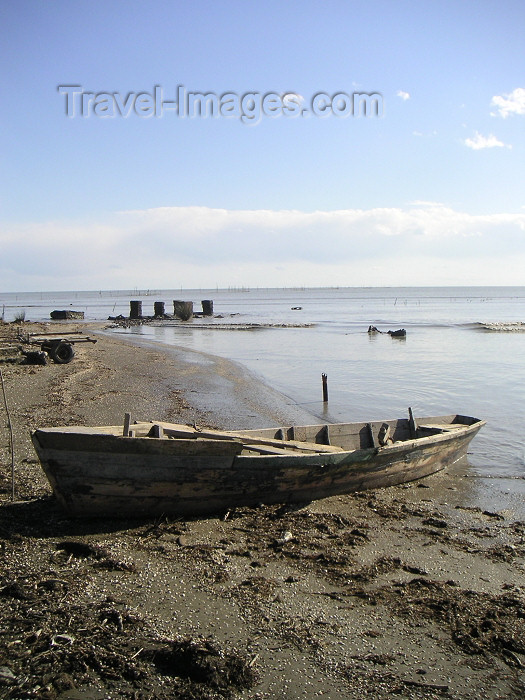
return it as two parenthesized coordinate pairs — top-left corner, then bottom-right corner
(31, 412), (485, 519)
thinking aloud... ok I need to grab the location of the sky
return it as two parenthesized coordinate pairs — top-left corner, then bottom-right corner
(1, 0), (524, 292)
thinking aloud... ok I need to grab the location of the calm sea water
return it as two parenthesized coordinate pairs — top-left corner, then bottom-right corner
(3, 287), (525, 484)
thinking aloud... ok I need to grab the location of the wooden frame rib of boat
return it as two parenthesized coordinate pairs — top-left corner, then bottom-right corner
(31, 413), (485, 519)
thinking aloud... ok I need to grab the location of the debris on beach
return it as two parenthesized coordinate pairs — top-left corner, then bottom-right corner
(19, 332), (97, 365)
(143, 637), (258, 693)
(0, 581), (257, 699)
(20, 349), (48, 365)
(0, 325), (98, 367)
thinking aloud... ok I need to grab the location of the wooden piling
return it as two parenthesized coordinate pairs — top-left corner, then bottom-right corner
(154, 301), (165, 317)
(173, 300), (193, 320)
(129, 301), (142, 319)
(201, 300), (214, 316)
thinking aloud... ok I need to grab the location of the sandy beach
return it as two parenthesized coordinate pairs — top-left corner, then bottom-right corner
(0, 321), (524, 699)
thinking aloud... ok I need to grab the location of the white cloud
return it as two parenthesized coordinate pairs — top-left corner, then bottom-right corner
(464, 132), (509, 150)
(397, 90), (410, 101)
(491, 87), (525, 118)
(1, 205), (525, 291)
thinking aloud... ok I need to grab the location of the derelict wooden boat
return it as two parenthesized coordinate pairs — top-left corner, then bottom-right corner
(31, 412), (485, 519)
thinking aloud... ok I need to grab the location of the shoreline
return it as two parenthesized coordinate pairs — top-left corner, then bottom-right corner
(97, 326), (322, 430)
(1, 321), (524, 698)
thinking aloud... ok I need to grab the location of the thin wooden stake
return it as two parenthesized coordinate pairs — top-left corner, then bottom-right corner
(322, 373), (328, 402)
(0, 368), (15, 501)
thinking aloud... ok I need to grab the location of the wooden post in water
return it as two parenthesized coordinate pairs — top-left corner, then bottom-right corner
(154, 301), (165, 317)
(129, 301), (142, 319)
(201, 300), (214, 316)
(322, 373), (328, 402)
(173, 300), (193, 320)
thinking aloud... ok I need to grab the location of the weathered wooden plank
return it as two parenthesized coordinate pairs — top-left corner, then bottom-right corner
(33, 431), (244, 456)
(51, 450), (413, 499)
(418, 424), (464, 432)
(160, 425), (344, 453)
(242, 443), (316, 455)
(37, 448), (241, 478)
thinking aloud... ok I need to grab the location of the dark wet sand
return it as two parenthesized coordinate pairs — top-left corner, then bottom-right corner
(0, 321), (524, 699)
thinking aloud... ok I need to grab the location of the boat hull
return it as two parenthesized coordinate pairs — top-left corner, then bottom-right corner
(31, 415), (485, 518)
